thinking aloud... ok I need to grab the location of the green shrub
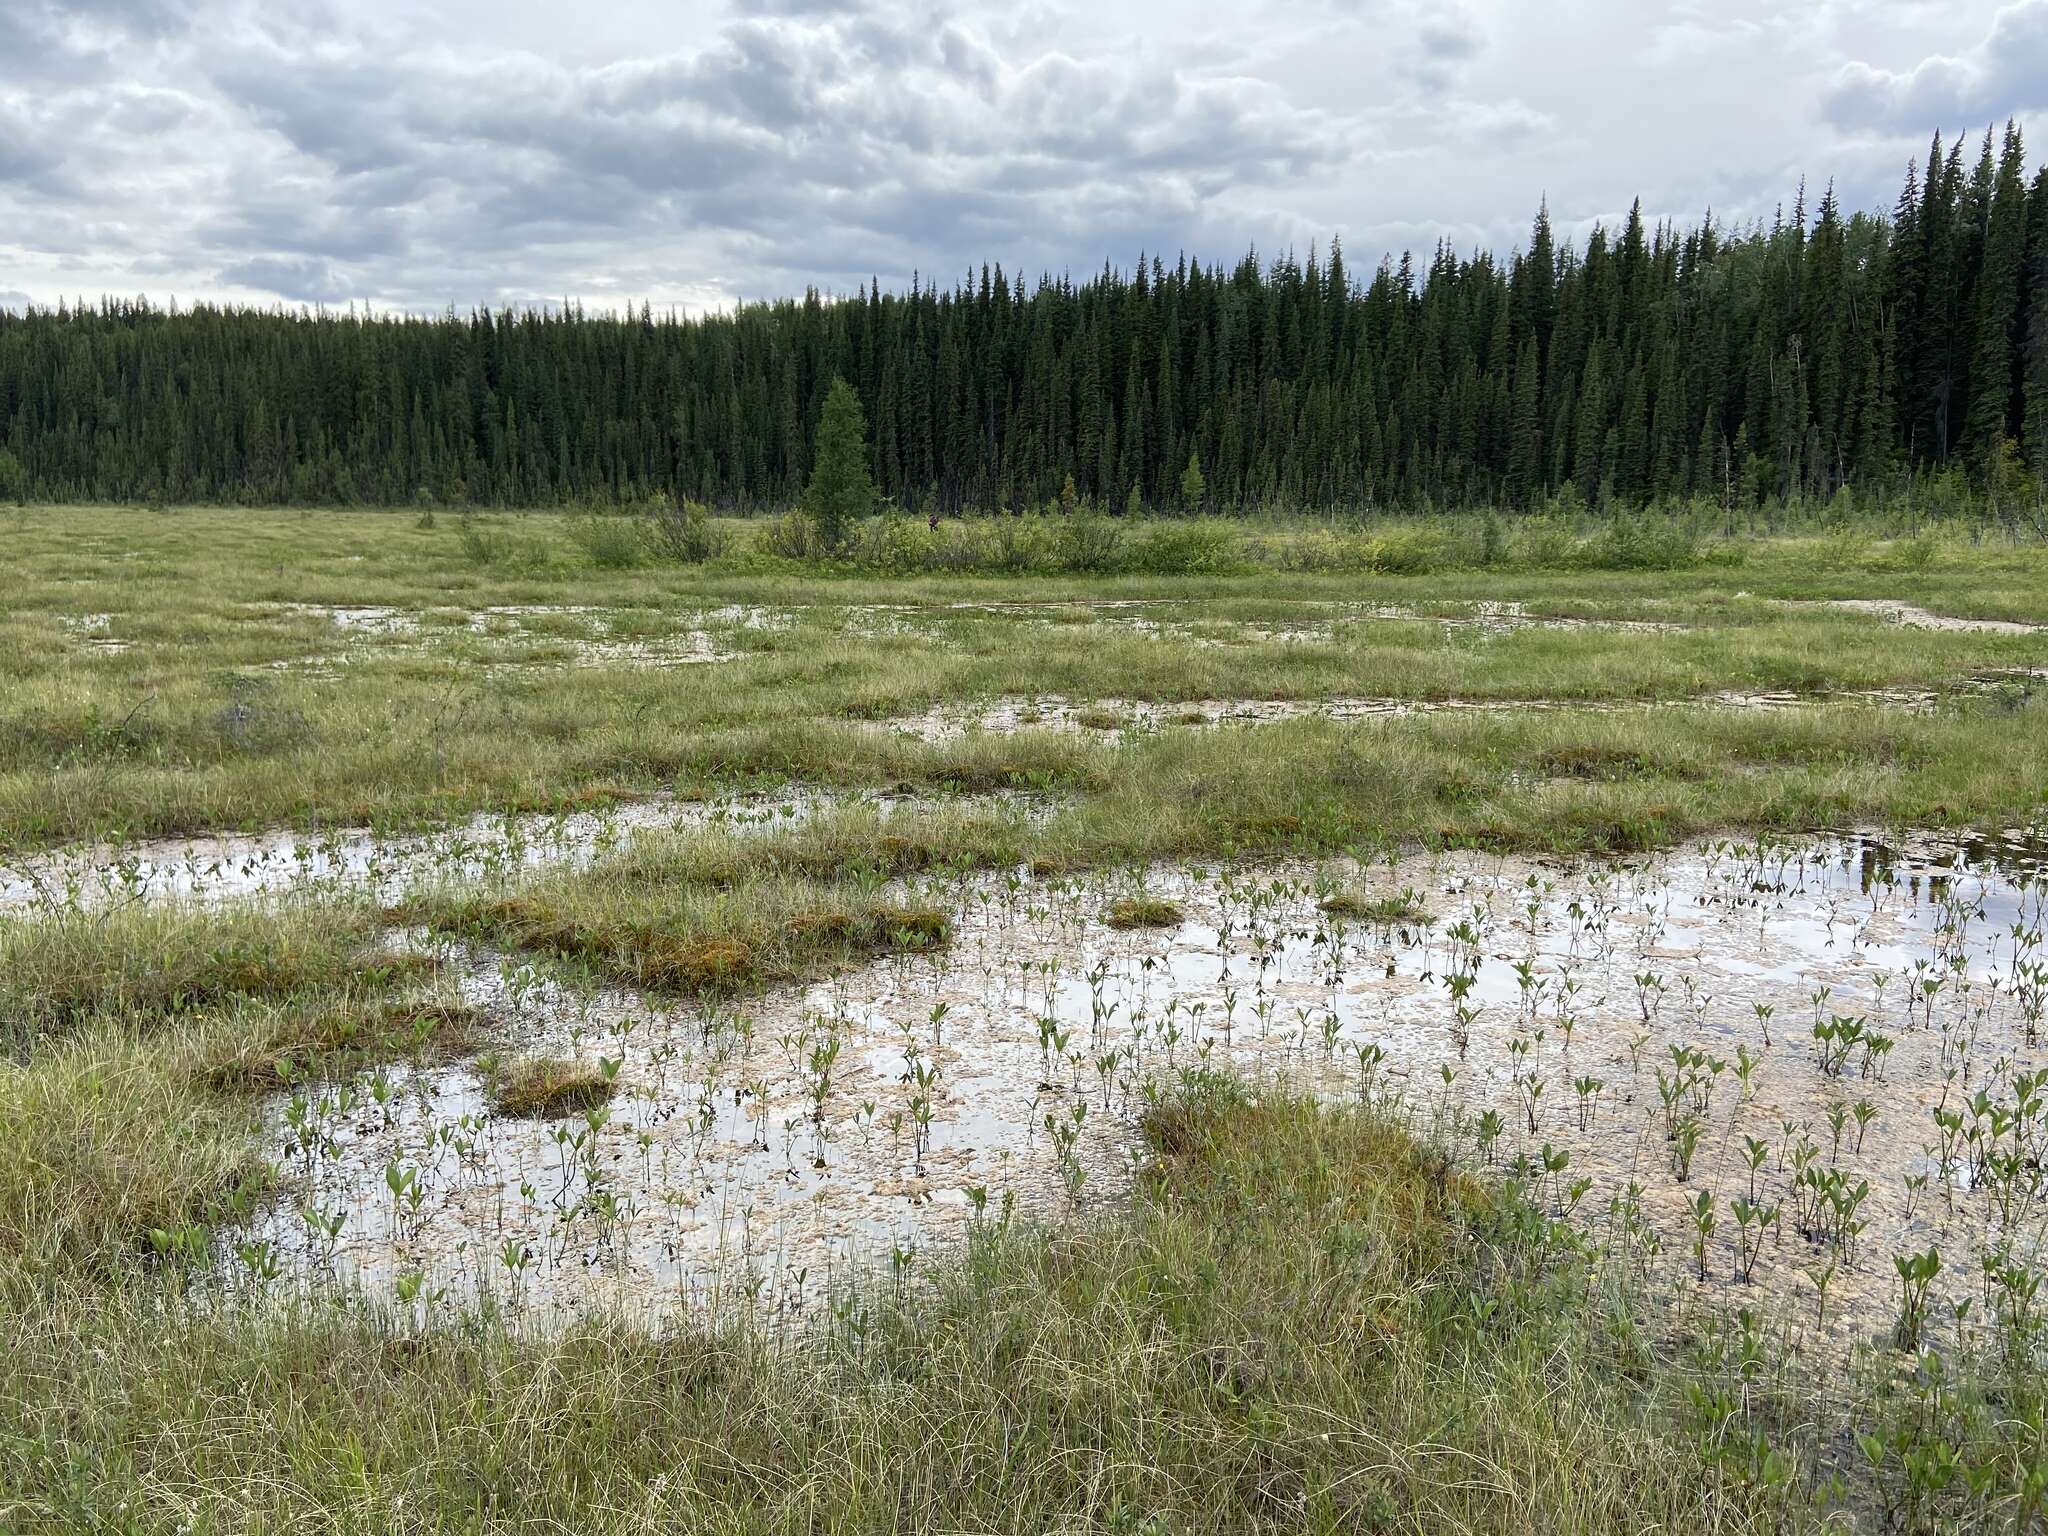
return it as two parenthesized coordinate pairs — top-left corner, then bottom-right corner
(455, 513), (553, 570)
(456, 513), (517, 567)
(1124, 519), (1244, 575)
(640, 495), (725, 564)
(1055, 511), (1125, 573)
(764, 509), (822, 560)
(1508, 520), (1583, 569)
(567, 509), (649, 569)
(1273, 525), (1448, 574)
(1583, 515), (1698, 570)
(855, 510), (937, 574)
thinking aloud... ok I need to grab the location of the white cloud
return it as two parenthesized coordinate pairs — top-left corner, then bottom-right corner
(1825, 0), (2048, 129)
(0, 0), (2034, 311)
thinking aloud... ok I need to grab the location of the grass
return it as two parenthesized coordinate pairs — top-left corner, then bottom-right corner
(194, 998), (487, 1093)
(0, 902), (401, 1056)
(487, 1055), (616, 1119)
(0, 1078), (1855, 1532)
(4, 503), (2047, 1530)
(407, 865), (952, 996)
(383, 701), (2048, 921)
(1106, 893), (1185, 928)
(1318, 888), (1430, 924)
(0, 1024), (266, 1280)
(2, 505), (2045, 848)
(11, 1071), (2036, 1530)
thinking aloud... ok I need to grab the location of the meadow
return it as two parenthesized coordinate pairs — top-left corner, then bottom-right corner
(2, 502), (2047, 1532)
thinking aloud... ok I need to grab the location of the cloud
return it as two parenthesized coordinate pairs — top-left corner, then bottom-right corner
(1825, 0), (2048, 129)
(215, 255), (353, 304)
(166, 5), (1360, 304)
(0, 291), (34, 313)
(1407, 3), (1484, 90)
(0, 0), (2029, 311)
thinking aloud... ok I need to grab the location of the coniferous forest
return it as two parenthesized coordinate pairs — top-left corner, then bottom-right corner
(3, 125), (2047, 516)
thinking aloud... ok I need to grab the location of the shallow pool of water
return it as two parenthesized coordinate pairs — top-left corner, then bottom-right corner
(229, 830), (2048, 1346)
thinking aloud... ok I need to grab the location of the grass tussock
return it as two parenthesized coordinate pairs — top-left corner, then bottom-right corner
(488, 1055), (616, 1119)
(0, 903), (403, 1056)
(195, 997), (487, 1093)
(1105, 893), (1184, 929)
(0, 1026), (264, 1279)
(412, 870), (952, 997)
(1318, 888), (1431, 924)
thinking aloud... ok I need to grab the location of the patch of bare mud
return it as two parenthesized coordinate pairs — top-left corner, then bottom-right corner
(0, 788), (1023, 915)
(253, 602), (786, 672)
(873, 679), (2035, 743)
(1817, 599), (2046, 635)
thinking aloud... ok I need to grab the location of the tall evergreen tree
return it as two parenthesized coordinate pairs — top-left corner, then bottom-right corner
(1964, 122), (2030, 461)
(2026, 166), (2048, 482)
(800, 377), (877, 549)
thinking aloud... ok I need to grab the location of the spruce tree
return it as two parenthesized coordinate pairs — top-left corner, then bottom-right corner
(801, 378), (877, 550)
(1890, 154), (1927, 458)
(1573, 344), (1606, 503)
(2026, 166), (2048, 482)
(1506, 334), (1543, 506)
(0, 144), (2041, 514)
(1964, 122), (2030, 464)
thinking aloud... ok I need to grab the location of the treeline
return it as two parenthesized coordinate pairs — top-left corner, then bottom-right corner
(2, 124), (2046, 515)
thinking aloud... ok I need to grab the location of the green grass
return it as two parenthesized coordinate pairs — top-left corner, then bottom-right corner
(486, 1055), (616, 1119)
(1106, 893), (1185, 928)
(1319, 888), (1431, 924)
(0, 902), (402, 1056)
(0, 505), (2042, 848)
(3, 504), (2046, 1531)
(406, 865), (952, 997)
(6, 1074), (2037, 1531)
(194, 998), (488, 1094)
(0, 1023), (267, 1281)
(378, 701), (2048, 916)
(0, 1079), (1846, 1532)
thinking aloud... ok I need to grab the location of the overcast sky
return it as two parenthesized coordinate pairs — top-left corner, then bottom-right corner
(1, 0), (2043, 315)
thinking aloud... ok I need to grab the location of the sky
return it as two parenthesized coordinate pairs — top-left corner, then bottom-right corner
(1, 0), (2044, 315)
